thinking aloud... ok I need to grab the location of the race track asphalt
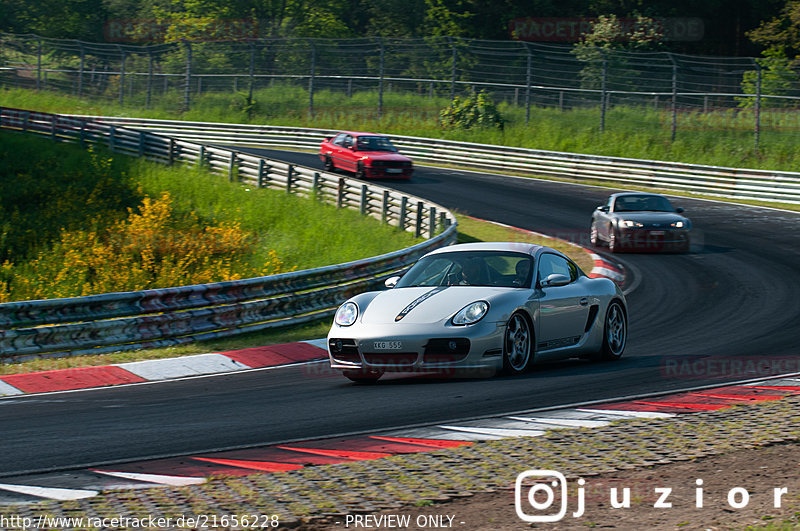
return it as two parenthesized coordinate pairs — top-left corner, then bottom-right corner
(1, 149), (797, 476)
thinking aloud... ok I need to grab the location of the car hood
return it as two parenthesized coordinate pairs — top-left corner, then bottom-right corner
(361, 152), (412, 162)
(614, 211), (688, 225)
(360, 286), (509, 325)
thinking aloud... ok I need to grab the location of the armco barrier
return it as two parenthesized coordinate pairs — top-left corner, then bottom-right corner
(71, 115), (800, 205)
(0, 108), (456, 362)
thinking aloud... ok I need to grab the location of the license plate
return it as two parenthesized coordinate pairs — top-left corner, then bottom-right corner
(385, 168), (403, 174)
(649, 231), (666, 236)
(373, 340), (403, 350)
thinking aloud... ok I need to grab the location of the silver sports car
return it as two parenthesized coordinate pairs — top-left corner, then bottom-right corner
(327, 242), (627, 383)
(590, 192), (691, 253)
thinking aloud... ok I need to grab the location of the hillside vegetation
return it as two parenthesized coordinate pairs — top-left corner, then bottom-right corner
(0, 131), (421, 302)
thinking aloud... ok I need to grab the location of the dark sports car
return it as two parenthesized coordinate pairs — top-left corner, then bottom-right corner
(590, 192), (691, 253)
(319, 131), (413, 180)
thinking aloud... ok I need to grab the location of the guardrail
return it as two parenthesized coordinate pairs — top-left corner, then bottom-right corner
(0, 108), (457, 362)
(71, 115), (800, 205)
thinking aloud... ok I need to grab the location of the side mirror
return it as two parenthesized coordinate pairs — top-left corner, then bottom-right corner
(597, 205), (609, 212)
(675, 207), (685, 213)
(540, 273), (570, 288)
(384, 276), (401, 289)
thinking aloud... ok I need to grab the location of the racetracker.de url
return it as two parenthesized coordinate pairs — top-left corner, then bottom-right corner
(0, 513), (281, 529)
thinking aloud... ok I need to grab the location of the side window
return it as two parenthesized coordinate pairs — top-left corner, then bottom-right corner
(343, 135), (354, 148)
(537, 254), (577, 284)
(332, 133), (346, 146)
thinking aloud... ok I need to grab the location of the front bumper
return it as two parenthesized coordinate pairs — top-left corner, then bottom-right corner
(328, 320), (504, 377)
(364, 167), (413, 179)
(617, 228), (690, 251)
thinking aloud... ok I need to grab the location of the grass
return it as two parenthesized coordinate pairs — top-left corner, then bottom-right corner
(0, 130), (422, 301)
(4, 85), (800, 173)
(0, 213), (592, 375)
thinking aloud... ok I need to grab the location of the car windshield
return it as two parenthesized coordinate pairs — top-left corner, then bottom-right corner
(356, 136), (397, 152)
(614, 195), (675, 212)
(395, 251), (533, 288)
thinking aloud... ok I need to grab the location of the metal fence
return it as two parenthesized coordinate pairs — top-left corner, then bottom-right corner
(0, 107), (457, 362)
(72, 115), (800, 205)
(3, 33), (800, 140)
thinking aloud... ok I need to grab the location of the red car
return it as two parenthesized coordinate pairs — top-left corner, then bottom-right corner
(319, 132), (413, 180)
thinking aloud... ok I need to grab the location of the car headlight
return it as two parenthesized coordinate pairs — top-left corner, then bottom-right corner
(670, 220), (687, 228)
(621, 220), (644, 228)
(335, 302), (358, 326)
(452, 301), (489, 326)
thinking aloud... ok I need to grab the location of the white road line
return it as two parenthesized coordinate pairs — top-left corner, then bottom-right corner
(507, 416), (610, 428)
(576, 408), (675, 418)
(438, 426), (546, 438)
(92, 470), (206, 486)
(0, 483), (98, 501)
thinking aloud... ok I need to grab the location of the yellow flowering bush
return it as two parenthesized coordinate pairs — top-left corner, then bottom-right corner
(0, 192), (294, 302)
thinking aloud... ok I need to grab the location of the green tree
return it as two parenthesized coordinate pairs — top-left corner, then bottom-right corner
(572, 14), (664, 90)
(739, 1), (800, 106)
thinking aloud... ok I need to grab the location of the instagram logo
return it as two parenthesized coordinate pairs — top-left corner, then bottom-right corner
(515, 470), (568, 523)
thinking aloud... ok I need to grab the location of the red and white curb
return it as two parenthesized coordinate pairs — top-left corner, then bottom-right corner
(2, 377), (799, 504)
(0, 340), (328, 397)
(587, 252), (625, 283)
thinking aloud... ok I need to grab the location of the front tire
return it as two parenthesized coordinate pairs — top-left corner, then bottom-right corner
(324, 156), (335, 173)
(502, 312), (534, 375)
(356, 162), (367, 180)
(590, 221), (601, 247)
(343, 369), (384, 384)
(598, 300), (626, 360)
(608, 228), (621, 253)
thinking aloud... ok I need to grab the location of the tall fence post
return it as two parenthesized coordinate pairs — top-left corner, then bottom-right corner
(77, 43), (85, 98)
(378, 37), (385, 119)
(248, 42), (256, 105)
(449, 37), (458, 101)
(600, 50), (607, 133)
(308, 40), (316, 116)
(36, 38), (42, 90)
(146, 50), (154, 109)
(183, 41), (192, 112)
(524, 42), (532, 125)
(670, 54), (678, 142)
(754, 61), (762, 151)
(118, 46), (126, 106)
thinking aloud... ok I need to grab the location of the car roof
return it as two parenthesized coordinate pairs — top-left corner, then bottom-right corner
(334, 131), (388, 137)
(609, 191), (668, 199)
(425, 241), (556, 258)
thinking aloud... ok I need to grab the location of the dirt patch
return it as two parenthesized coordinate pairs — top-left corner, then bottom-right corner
(304, 442), (800, 530)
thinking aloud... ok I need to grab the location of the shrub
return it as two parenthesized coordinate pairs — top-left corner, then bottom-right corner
(439, 90), (504, 130)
